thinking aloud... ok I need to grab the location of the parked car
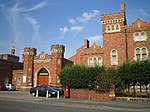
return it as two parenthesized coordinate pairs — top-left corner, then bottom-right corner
(30, 86), (58, 97)
(5, 84), (16, 91)
(51, 86), (64, 96)
(0, 85), (6, 91)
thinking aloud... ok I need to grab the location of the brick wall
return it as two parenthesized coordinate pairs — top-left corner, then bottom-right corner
(69, 89), (115, 101)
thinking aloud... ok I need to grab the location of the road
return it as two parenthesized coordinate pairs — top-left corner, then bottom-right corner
(0, 91), (150, 112)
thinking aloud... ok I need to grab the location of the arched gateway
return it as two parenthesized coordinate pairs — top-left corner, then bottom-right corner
(37, 68), (49, 86)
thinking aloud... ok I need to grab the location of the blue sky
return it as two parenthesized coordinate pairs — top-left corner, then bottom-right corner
(0, 0), (150, 59)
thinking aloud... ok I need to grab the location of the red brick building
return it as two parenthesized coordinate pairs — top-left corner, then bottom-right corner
(1, 3), (150, 91)
(69, 3), (150, 68)
(0, 46), (23, 85)
(12, 44), (72, 90)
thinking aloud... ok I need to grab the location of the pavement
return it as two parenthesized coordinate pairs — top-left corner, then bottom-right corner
(0, 91), (150, 112)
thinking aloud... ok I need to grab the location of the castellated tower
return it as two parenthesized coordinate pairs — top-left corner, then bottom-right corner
(50, 44), (65, 86)
(51, 44), (65, 59)
(101, 2), (127, 67)
(22, 48), (37, 88)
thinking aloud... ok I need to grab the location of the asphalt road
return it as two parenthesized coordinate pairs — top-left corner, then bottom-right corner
(0, 91), (150, 112)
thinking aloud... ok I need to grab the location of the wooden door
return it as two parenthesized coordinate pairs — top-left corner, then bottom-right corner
(38, 75), (49, 86)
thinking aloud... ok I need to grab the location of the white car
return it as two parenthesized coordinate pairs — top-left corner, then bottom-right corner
(5, 84), (16, 91)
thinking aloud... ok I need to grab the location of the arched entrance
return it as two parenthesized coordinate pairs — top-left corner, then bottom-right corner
(37, 68), (49, 86)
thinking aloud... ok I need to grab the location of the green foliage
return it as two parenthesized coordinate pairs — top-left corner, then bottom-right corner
(58, 65), (104, 89)
(118, 60), (150, 97)
(95, 72), (112, 92)
(59, 60), (150, 96)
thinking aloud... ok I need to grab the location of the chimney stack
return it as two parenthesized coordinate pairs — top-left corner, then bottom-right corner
(84, 39), (89, 48)
(120, 2), (125, 13)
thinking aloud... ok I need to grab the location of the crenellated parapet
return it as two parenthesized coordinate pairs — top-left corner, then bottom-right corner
(51, 44), (65, 58)
(23, 48), (37, 56)
(51, 44), (65, 53)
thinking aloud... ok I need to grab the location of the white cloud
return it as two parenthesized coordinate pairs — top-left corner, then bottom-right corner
(71, 26), (84, 32)
(69, 9), (100, 23)
(24, 1), (48, 12)
(139, 9), (148, 17)
(68, 18), (76, 24)
(0, 1), (48, 41)
(25, 16), (40, 41)
(88, 35), (102, 41)
(59, 26), (69, 34)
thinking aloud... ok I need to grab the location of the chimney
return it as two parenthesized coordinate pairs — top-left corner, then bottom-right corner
(11, 45), (15, 55)
(120, 2), (125, 12)
(84, 39), (89, 48)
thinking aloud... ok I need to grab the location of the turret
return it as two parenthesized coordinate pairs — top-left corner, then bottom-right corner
(100, 2), (127, 67)
(51, 44), (65, 58)
(50, 44), (65, 86)
(11, 45), (15, 55)
(101, 2), (126, 35)
(22, 47), (37, 87)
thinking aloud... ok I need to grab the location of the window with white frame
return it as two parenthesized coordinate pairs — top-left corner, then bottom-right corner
(112, 25), (115, 31)
(106, 24), (120, 33)
(134, 32), (147, 42)
(135, 47), (148, 61)
(111, 50), (118, 65)
(88, 57), (102, 67)
(116, 24), (120, 31)
(107, 25), (111, 32)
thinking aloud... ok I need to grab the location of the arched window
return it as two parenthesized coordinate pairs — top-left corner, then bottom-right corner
(106, 24), (120, 33)
(142, 48), (147, 60)
(89, 58), (93, 66)
(116, 24), (120, 31)
(38, 68), (49, 76)
(135, 48), (140, 61)
(141, 32), (146, 41)
(134, 32), (139, 41)
(135, 47), (148, 61)
(107, 25), (111, 32)
(134, 32), (147, 41)
(98, 57), (102, 66)
(111, 50), (118, 65)
(112, 25), (115, 30)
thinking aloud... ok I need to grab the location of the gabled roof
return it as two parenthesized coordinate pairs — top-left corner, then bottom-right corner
(84, 42), (103, 53)
(127, 18), (150, 29)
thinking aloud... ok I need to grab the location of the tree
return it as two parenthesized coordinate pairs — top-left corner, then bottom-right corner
(118, 62), (133, 96)
(118, 60), (150, 97)
(95, 72), (112, 92)
(58, 65), (104, 89)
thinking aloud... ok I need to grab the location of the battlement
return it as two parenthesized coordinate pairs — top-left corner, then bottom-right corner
(23, 47), (37, 56)
(51, 44), (65, 53)
(101, 2), (126, 25)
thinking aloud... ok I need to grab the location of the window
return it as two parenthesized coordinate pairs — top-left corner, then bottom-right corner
(116, 24), (119, 30)
(107, 25), (111, 32)
(106, 24), (120, 33)
(17, 77), (21, 85)
(141, 32), (146, 41)
(135, 48), (140, 61)
(98, 57), (102, 66)
(112, 25), (115, 30)
(134, 32), (147, 41)
(142, 48), (147, 60)
(88, 57), (102, 67)
(111, 50), (118, 65)
(135, 47), (148, 61)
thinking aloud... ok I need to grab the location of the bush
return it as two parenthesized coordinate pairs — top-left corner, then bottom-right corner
(58, 65), (104, 90)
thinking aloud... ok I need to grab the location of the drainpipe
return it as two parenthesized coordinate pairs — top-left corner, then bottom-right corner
(125, 28), (128, 62)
